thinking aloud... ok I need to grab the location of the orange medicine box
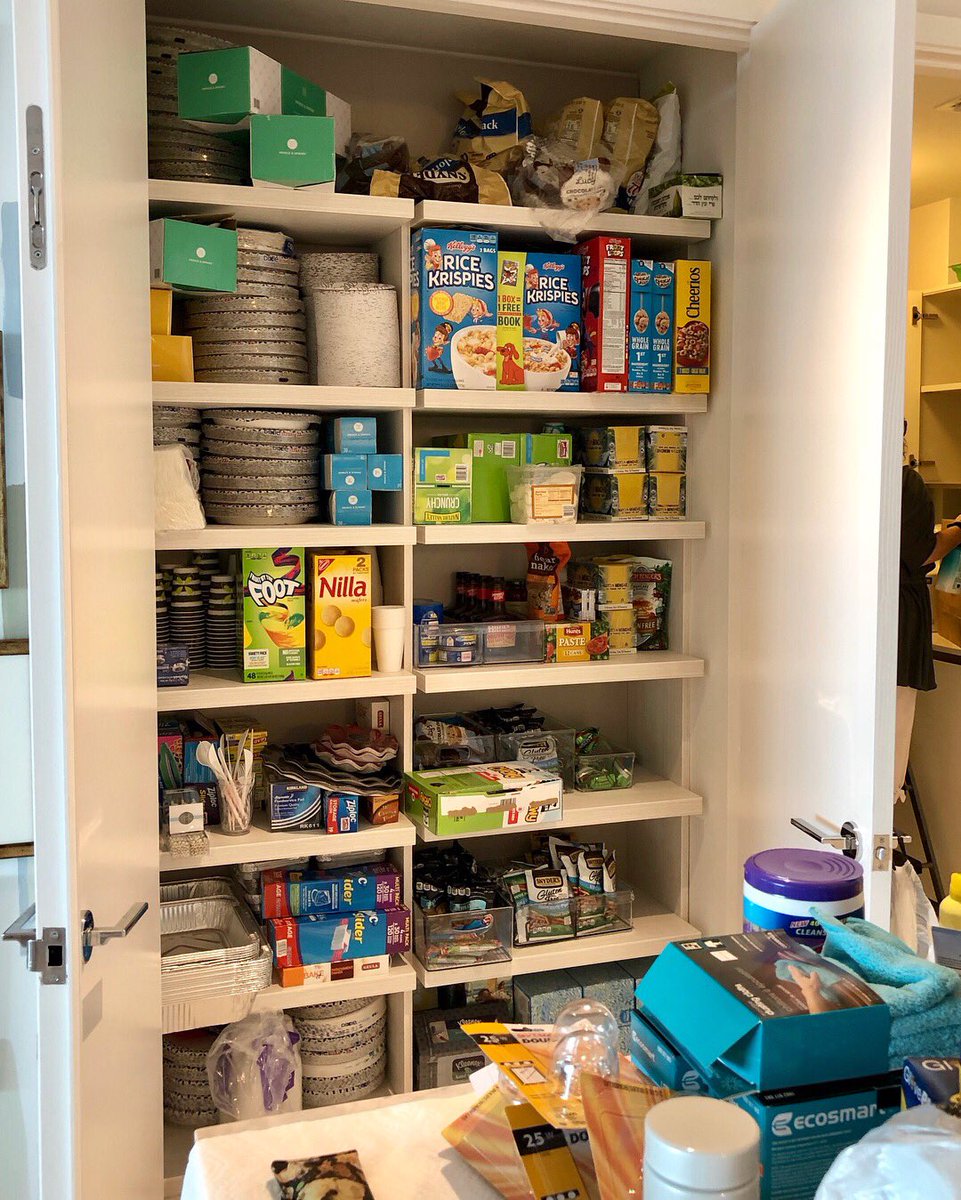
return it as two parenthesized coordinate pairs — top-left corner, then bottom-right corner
(150, 287), (173, 335)
(308, 552), (372, 679)
(674, 260), (711, 394)
(151, 334), (194, 382)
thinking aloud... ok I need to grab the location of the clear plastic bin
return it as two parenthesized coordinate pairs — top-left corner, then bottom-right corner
(505, 465), (583, 525)
(495, 721), (576, 790)
(414, 903), (513, 971)
(512, 883), (634, 945)
(574, 738), (636, 791)
(413, 713), (497, 770)
(414, 621), (545, 668)
(573, 882), (634, 937)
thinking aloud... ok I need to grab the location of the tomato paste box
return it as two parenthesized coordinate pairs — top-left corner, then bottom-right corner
(411, 226), (498, 390)
(241, 548), (307, 683)
(576, 234), (631, 392)
(308, 552), (372, 679)
(523, 252), (582, 391)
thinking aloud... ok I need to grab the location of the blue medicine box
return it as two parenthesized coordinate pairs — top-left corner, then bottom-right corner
(323, 454), (368, 490)
(328, 489), (372, 524)
(328, 417), (377, 454)
(637, 931), (891, 1092)
(368, 453), (404, 491)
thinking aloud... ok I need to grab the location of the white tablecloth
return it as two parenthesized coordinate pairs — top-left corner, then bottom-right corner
(179, 1085), (499, 1199)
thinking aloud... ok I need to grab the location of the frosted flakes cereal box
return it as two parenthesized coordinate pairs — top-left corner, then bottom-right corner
(308, 552), (372, 679)
(411, 226), (498, 390)
(523, 252), (581, 391)
(241, 548), (307, 683)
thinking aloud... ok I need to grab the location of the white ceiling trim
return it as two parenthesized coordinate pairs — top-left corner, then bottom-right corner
(917, 14), (961, 76)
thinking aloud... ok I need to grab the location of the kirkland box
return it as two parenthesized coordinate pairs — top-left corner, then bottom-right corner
(902, 1056), (961, 1107)
(674, 260), (711, 394)
(267, 906), (411, 967)
(524, 252), (581, 391)
(249, 114), (335, 189)
(268, 783), (324, 832)
(149, 218), (238, 294)
(403, 762), (563, 836)
(262, 863), (402, 918)
(576, 234), (631, 392)
(637, 931), (891, 1092)
(241, 547), (307, 683)
(412, 227), (498, 390)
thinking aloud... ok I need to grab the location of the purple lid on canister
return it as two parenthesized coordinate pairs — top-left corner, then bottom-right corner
(744, 847), (863, 901)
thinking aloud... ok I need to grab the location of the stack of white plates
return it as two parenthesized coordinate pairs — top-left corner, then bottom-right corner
(292, 996), (387, 1109)
(162, 1029), (220, 1127)
(153, 405), (201, 463)
(184, 229), (308, 385)
(200, 407), (322, 525)
(146, 24), (247, 185)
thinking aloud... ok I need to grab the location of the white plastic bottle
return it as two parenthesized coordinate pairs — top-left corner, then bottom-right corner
(644, 1096), (760, 1199)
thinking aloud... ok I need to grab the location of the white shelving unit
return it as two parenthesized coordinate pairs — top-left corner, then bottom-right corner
(154, 381), (415, 411)
(415, 389), (708, 415)
(415, 653), (705, 694)
(412, 199), (711, 243)
(416, 521), (706, 544)
(157, 525), (416, 551)
(157, 670), (416, 711)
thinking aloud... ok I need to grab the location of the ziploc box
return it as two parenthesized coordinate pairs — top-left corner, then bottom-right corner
(902, 1056), (961, 1107)
(269, 783), (324, 832)
(674, 260), (712, 394)
(524, 252), (582, 391)
(262, 862), (402, 918)
(149, 218), (238, 294)
(576, 234), (631, 392)
(628, 260), (674, 393)
(403, 762), (563, 836)
(241, 548), (307, 683)
(248, 114), (335, 190)
(496, 251), (526, 391)
(411, 227), (498, 390)
(324, 792), (359, 834)
(308, 552), (371, 679)
(177, 46), (351, 153)
(636, 930), (891, 1092)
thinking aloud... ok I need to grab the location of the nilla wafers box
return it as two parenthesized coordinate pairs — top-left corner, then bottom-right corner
(308, 552), (372, 679)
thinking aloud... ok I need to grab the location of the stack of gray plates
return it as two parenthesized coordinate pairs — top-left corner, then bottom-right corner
(184, 229), (307, 384)
(146, 24), (247, 185)
(153, 405), (201, 463)
(200, 408), (322, 525)
(299, 250), (380, 384)
(162, 1030), (220, 1127)
(292, 996), (387, 1109)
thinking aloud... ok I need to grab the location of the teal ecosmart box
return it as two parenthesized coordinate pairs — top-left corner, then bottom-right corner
(636, 930), (891, 1092)
(148, 219), (238, 294)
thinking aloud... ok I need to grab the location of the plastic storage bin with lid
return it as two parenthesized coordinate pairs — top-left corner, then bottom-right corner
(742, 847), (864, 949)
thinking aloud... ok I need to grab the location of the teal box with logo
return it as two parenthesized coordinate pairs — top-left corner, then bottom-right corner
(637, 931), (890, 1092)
(249, 114), (335, 189)
(368, 454), (404, 491)
(629, 260), (674, 393)
(148, 219), (238, 294)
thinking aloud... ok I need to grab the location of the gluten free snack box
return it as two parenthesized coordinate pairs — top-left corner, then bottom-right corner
(404, 762), (563, 836)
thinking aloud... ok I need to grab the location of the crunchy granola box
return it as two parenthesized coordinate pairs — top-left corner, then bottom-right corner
(411, 226), (498, 390)
(524, 252), (582, 391)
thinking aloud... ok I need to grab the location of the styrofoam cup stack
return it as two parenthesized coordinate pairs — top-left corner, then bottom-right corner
(298, 252), (380, 383)
(310, 283), (400, 388)
(371, 605), (406, 673)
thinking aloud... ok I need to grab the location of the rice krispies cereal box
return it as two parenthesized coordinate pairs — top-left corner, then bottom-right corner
(308, 552), (372, 679)
(577, 234), (631, 392)
(411, 226), (498, 390)
(241, 548), (307, 683)
(524, 252), (582, 391)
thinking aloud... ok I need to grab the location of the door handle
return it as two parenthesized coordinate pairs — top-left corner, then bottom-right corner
(81, 902), (148, 962)
(3, 904), (66, 984)
(791, 816), (861, 859)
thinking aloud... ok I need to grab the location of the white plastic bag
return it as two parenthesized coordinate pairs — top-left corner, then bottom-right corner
(631, 84), (681, 215)
(891, 859), (938, 961)
(206, 1011), (302, 1122)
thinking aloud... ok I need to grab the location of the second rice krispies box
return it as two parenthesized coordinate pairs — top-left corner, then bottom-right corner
(524, 252), (582, 391)
(577, 234), (631, 392)
(241, 547), (307, 683)
(629, 260), (675, 393)
(674, 260), (711, 393)
(308, 552), (372, 679)
(412, 227), (498, 389)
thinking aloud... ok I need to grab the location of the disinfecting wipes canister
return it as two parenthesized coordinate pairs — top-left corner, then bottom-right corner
(743, 848), (864, 949)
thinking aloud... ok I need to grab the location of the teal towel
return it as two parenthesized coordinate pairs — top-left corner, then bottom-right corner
(818, 912), (961, 1067)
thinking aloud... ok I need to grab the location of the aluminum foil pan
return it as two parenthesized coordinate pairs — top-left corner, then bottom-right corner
(161, 894), (264, 967)
(205, 501), (321, 525)
(160, 877), (235, 904)
(203, 453), (321, 476)
(195, 368), (308, 385)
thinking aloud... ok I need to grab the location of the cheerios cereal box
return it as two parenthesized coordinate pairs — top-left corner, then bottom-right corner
(241, 548), (307, 683)
(523, 252), (581, 391)
(411, 226), (498, 390)
(308, 552), (372, 679)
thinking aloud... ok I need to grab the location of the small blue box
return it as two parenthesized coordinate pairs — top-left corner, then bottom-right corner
(323, 454), (368, 490)
(368, 453), (404, 491)
(628, 260), (674, 394)
(413, 599), (444, 627)
(324, 791), (358, 833)
(328, 416), (377, 454)
(328, 489), (372, 524)
(157, 645), (189, 687)
(268, 783), (324, 832)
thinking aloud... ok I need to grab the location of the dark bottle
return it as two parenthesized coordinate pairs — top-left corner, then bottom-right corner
(461, 573), (481, 621)
(477, 576), (494, 618)
(505, 579), (528, 620)
(450, 572), (469, 619)
(490, 576), (508, 618)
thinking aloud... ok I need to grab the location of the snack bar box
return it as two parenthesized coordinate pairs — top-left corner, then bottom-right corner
(636, 930), (891, 1092)
(403, 762), (563, 836)
(267, 906), (411, 970)
(262, 862), (403, 919)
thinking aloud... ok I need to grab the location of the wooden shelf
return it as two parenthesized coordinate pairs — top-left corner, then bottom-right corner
(921, 282), (961, 301)
(161, 960), (417, 1035)
(158, 670), (416, 711)
(413, 772), (703, 843)
(921, 383), (961, 394)
(415, 389), (707, 415)
(160, 812), (416, 871)
(153, 382), (414, 411)
(157, 524), (415, 551)
(417, 521), (705, 545)
(148, 180), (413, 243)
(413, 200), (711, 243)
(415, 652), (704, 694)
(411, 907), (699, 986)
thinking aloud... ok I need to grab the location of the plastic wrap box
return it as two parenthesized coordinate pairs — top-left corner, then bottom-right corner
(414, 903), (513, 972)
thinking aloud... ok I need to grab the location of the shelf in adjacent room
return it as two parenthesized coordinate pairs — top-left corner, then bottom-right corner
(148, 180), (414, 243)
(161, 960), (417, 1036)
(157, 670), (416, 711)
(921, 282), (961, 301)
(415, 652), (704, 694)
(157, 525), (415, 551)
(416, 521), (705, 545)
(413, 773), (703, 843)
(412, 200), (711, 243)
(415, 389), (707, 415)
(153, 382), (415, 411)
(411, 906), (699, 987)
(159, 812), (416, 871)
(921, 382), (961, 394)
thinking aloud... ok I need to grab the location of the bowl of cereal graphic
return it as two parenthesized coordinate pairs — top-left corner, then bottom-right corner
(451, 325), (497, 390)
(523, 337), (572, 391)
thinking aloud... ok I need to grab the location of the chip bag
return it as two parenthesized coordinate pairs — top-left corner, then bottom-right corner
(601, 96), (660, 211)
(525, 541), (571, 622)
(453, 79), (533, 174)
(371, 155), (511, 205)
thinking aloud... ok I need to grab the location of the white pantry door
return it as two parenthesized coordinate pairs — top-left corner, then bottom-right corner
(9, 1), (161, 1197)
(729, 0), (915, 920)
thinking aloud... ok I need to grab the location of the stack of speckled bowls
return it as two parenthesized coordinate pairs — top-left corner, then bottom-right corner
(292, 996), (387, 1109)
(200, 408), (322, 525)
(183, 229), (307, 385)
(153, 405), (201, 464)
(146, 24), (247, 185)
(162, 1030), (220, 1127)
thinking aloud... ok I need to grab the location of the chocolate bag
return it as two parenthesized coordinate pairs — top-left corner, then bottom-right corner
(372, 155), (510, 205)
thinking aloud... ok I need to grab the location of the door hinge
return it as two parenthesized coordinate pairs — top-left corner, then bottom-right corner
(2, 904), (66, 984)
(25, 104), (46, 270)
